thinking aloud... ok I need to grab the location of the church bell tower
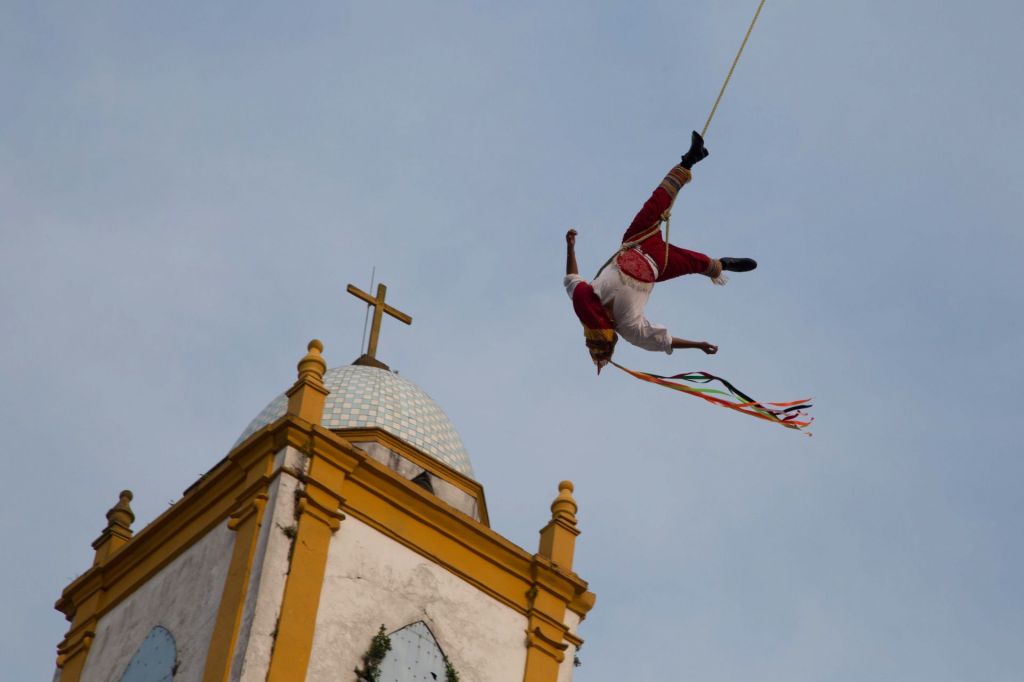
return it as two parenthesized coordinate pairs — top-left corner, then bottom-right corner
(52, 282), (595, 682)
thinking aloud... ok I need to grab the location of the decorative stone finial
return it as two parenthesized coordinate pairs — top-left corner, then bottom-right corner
(550, 480), (578, 525)
(287, 339), (330, 424)
(538, 480), (581, 569)
(297, 339), (327, 384)
(106, 490), (135, 530)
(91, 489), (135, 565)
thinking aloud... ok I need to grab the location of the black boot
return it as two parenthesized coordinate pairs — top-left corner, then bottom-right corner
(680, 130), (710, 169)
(719, 257), (757, 272)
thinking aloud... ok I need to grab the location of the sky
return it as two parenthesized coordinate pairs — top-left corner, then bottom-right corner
(2, 1), (1023, 680)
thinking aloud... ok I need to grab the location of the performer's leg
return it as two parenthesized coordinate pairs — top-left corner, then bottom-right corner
(656, 244), (721, 282)
(621, 166), (693, 244)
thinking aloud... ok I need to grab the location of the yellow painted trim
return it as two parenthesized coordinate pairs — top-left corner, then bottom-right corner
(538, 518), (580, 570)
(202, 491), (269, 682)
(286, 377), (329, 425)
(265, 435), (346, 681)
(54, 611), (93, 679)
(523, 623), (566, 682)
(522, 555), (579, 682)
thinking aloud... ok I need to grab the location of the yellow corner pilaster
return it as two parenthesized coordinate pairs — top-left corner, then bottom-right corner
(522, 561), (574, 682)
(202, 489), (270, 682)
(55, 608), (97, 682)
(523, 622), (566, 682)
(524, 481), (586, 682)
(265, 436), (348, 681)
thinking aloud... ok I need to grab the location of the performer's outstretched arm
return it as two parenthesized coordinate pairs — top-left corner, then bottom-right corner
(565, 229), (579, 276)
(672, 337), (718, 355)
(614, 312), (717, 355)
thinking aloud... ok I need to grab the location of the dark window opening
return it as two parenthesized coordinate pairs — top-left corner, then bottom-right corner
(411, 471), (434, 494)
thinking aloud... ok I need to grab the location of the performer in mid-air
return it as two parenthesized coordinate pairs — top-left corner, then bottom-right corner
(564, 132), (758, 372)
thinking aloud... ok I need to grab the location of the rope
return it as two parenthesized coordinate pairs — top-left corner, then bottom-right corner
(662, 209), (673, 270)
(664, 0), (767, 267)
(703, 0), (767, 139)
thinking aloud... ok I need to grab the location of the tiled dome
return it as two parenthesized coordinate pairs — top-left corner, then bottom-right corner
(235, 365), (474, 477)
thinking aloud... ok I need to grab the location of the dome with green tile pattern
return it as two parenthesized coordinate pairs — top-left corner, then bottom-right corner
(235, 365), (474, 477)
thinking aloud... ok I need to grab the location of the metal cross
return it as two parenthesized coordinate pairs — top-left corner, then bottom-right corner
(346, 282), (412, 367)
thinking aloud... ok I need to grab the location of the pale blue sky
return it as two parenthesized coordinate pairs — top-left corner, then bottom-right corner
(2, 2), (1023, 680)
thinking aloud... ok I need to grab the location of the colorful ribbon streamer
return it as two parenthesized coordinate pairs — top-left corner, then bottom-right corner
(611, 362), (814, 434)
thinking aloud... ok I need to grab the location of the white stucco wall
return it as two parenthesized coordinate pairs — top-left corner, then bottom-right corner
(230, 446), (305, 682)
(306, 517), (530, 682)
(79, 521), (235, 682)
(557, 610), (583, 682)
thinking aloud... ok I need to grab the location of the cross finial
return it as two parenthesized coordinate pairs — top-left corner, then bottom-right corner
(347, 282), (412, 370)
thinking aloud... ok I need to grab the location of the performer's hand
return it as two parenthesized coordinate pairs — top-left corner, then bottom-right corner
(699, 342), (719, 355)
(565, 229), (580, 276)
